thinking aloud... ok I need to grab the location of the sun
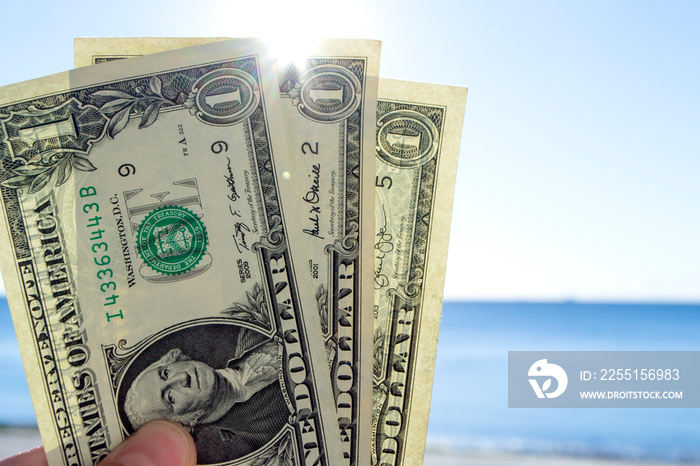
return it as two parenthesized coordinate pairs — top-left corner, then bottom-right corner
(209, 0), (362, 68)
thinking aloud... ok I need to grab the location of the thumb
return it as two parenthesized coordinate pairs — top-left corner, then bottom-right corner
(100, 421), (196, 466)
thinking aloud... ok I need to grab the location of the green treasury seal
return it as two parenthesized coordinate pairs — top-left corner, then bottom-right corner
(136, 206), (208, 275)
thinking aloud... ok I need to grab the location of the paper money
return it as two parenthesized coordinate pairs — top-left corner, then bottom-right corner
(76, 38), (381, 466)
(74, 38), (230, 68)
(0, 39), (342, 465)
(275, 41), (379, 466)
(371, 79), (467, 465)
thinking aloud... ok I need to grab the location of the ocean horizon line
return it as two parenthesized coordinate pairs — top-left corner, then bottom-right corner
(1, 293), (699, 306)
(0, 424), (38, 431)
(443, 299), (700, 306)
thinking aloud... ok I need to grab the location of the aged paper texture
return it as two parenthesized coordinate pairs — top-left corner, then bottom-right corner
(371, 79), (467, 466)
(275, 40), (379, 466)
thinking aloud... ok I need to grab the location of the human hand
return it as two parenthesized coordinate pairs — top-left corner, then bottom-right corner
(0, 420), (196, 466)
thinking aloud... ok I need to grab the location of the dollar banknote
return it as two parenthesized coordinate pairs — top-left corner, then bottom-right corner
(76, 38), (381, 466)
(74, 39), (469, 466)
(0, 39), (343, 465)
(371, 79), (467, 465)
(273, 41), (379, 466)
(74, 37), (230, 67)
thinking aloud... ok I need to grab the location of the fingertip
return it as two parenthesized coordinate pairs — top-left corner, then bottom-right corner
(144, 421), (197, 466)
(0, 446), (48, 466)
(103, 420), (196, 466)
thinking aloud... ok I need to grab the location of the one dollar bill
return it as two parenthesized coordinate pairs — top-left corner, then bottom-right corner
(75, 38), (381, 466)
(1, 39), (342, 465)
(372, 79), (467, 465)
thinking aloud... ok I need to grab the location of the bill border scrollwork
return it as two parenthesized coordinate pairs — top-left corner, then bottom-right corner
(289, 64), (362, 124)
(376, 109), (439, 169)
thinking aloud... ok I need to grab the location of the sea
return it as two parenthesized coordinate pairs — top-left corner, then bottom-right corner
(1, 299), (700, 464)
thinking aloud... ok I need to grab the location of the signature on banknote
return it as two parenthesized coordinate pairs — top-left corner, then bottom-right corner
(374, 205), (394, 290)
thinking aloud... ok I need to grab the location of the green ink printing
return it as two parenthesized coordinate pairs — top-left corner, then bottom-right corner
(136, 205), (208, 275)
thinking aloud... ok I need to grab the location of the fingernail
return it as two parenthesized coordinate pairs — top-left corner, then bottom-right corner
(107, 421), (196, 466)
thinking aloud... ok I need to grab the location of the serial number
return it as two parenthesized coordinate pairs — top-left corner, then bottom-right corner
(595, 369), (680, 381)
(80, 186), (124, 323)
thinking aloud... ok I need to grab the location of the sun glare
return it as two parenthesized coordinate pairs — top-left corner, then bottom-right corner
(211, 0), (364, 67)
(267, 37), (321, 71)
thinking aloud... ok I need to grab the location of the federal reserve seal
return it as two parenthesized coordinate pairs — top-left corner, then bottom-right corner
(136, 206), (208, 275)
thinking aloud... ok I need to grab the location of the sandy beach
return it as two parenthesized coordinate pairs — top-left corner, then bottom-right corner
(423, 451), (694, 466)
(0, 428), (695, 465)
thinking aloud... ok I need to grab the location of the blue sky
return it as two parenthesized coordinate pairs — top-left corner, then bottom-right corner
(0, 0), (698, 302)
